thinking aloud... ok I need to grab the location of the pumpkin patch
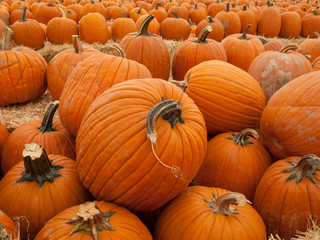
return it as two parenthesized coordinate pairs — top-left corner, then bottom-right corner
(1, 0), (320, 238)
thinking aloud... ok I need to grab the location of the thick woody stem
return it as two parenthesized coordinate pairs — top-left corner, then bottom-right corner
(38, 101), (59, 133)
(72, 35), (84, 53)
(226, 128), (259, 147)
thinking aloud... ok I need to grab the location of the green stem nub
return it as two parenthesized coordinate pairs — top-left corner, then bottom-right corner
(38, 101), (59, 133)
(195, 26), (212, 43)
(67, 202), (116, 240)
(238, 24), (251, 40)
(16, 143), (63, 187)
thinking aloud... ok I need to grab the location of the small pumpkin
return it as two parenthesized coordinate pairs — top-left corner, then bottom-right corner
(160, 11), (190, 40)
(297, 31), (320, 62)
(215, 2), (241, 37)
(259, 37), (285, 51)
(35, 201), (152, 240)
(154, 186), (266, 240)
(237, 5), (257, 34)
(35, 3), (60, 25)
(111, 12), (137, 42)
(301, 9), (320, 37)
(0, 210), (19, 240)
(195, 16), (224, 42)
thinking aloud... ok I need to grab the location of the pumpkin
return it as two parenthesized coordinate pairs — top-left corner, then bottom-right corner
(120, 14), (170, 80)
(64, 9), (77, 22)
(301, 9), (320, 37)
(0, 210), (19, 240)
(154, 186), (266, 240)
(67, 3), (83, 21)
(172, 26), (227, 81)
(129, 6), (147, 21)
(189, 3), (208, 24)
(1, 101), (76, 175)
(76, 78), (207, 212)
(279, 11), (302, 38)
(11, 7), (46, 49)
(215, 2), (241, 37)
(259, 37), (285, 51)
(221, 24), (265, 72)
(148, 3), (167, 23)
(46, 7), (78, 44)
(253, 154), (320, 240)
(167, 0), (189, 20)
(108, 4), (129, 19)
(0, 28), (47, 106)
(10, 5), (33, 24)
(179, 60), (266, 135)
(35, 201), (152, 240)
(194, 128), (272, 202)
(111, 12), (137, 42)
(257, 0), (281, 37)
(59, 47), (152, 136)
(207, 0), (226, 18)
(297, 32), (320, 62)
(259, 71), (320, 159)
(237, 5), (257, 34)
(248, 45), (313, 102)
(35, 3), (60, 24)
(195, 16), (224, 42)
(79, 12), (110, 44)
(160, 11), (190, 40)
(0, 143), (92, 240)
(313, 56), (320, 71)
(0, 8), (9, 25)
(47, 35), (100, 100)
(80, 0), (105, 19)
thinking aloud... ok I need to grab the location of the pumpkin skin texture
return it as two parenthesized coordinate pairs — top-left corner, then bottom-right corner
(313, 56), (320, 71)
(76, 78), (207, 212)
(154, 186), (266, 240)
(194, 129), (272, 202)
(120, 14), (170, 80)
(1, 102), (76, 175)
(297, 34), (320, 62)
(260, 38), (285, 51)
(279, 11), (302, 38)
(0, 144), (92, 240)
(160, 11), (191, 41)
(0, 210), (19, 240)
(301, 10), (320, 38)
(183, 60), (266, 136)
(253, 155), (320, 240)
(35, 201), (152, 240)
(172, 26), (227, 81)
(47, 35), (100, 100)
(59, 52), (152, 137)
(259, 71), (320, 159)
(0, 28), (47, 106)
(248, 46), (313, 102)
(221, 25), (265, 72)
(215, 2), (241, 37)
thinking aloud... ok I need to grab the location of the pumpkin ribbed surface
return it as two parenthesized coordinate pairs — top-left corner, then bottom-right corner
(76, 78), (207, 212)
(184, 60), (265, 135)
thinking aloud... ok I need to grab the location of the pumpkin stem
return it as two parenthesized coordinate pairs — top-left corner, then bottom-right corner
(19, 7), (28, 22)
(108, 44), (127, 58)
(122, 11), (126, 18)
(258, 37), (268, 44)
(146, 96), (185, 177)
(0, 222), (10, 239)
(16, 143), (63, 187)
(189, 18), (195, 26)
(243, 5), (247, 10)
(280, 44), (298, 53)
(195, 26), (212, 43)
(207, 15), (214, 23)
(226, 2), (230, 12)
(137, 14), (155, 36)
(0, 27), (13, 51)
(67, 202), (116, 240)
(138, 6), (143, 14)
(313, 9), (319, 15)
(225, 128), (259, 147)
(204, 192), (249, 216)
(38, 101), (59, 133)
(59, 7), (66, 18)
(155, 2), (160, 9)
(283, 154), (320, 189)
(72, 35), (84, 54)
(267, 0), (271, 6)
(90, 0), (95, 4)
(171, 10), (179, 18)
(238, 24), (251, 40)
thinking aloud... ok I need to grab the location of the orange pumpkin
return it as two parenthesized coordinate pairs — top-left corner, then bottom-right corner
(297, 32), (320, 62)
(259, 37), (285, 51)
(301, 9), (320, 37)
(189, 3), (208, 24)
(120, 14), (170, 80)
(76, 78), (207, 211)
(160, 11), (190, 40)
(280, 11), (302, 38)
(257, 0), (281, 37)
(215, 2), (241, 37)
(136, 13), (160, 34)
(195, 16), (224, 42)
(259, 71), (320, 159)
(154, 186), (266, 240)
(35, 201), (152, 240)
(181, 60), (266, 135)
(0, 143), (92, 240)
(47, 35), (100, 100)
(10, 5), (33, 24)
(0, 210), (19, 240)
(0, 28), (47, 106)
(194, 128), (272, 202)
(237, 5), (257, 34)
(313, 56), (320, 70)
(35, 3), (60, 24)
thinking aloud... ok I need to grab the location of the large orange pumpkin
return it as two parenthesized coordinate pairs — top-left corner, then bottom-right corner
(47, 35), (100, 100)
(0, 143), (92, 240)
(1, 101), (76, 175)
(180, 60), (266, 135)
(76, 78), (207, 212)
(120, 14), (170, 80)
(35, 201), (152, 240)
(259, 71), (320, 159)
(248, 45), (313, 102)
(0, 28), (47, 106)
(254, 154), (320, 240)
(59, 49), (152, 136)
(154, 186), (266, 239)
(194, 128), (272, 202)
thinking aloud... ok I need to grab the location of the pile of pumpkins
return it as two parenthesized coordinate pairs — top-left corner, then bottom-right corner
(0, 0), (319, 238)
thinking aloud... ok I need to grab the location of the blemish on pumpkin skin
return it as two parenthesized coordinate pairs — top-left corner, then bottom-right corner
(308, 136), (318, 143)
(273, 138), (283, 149)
